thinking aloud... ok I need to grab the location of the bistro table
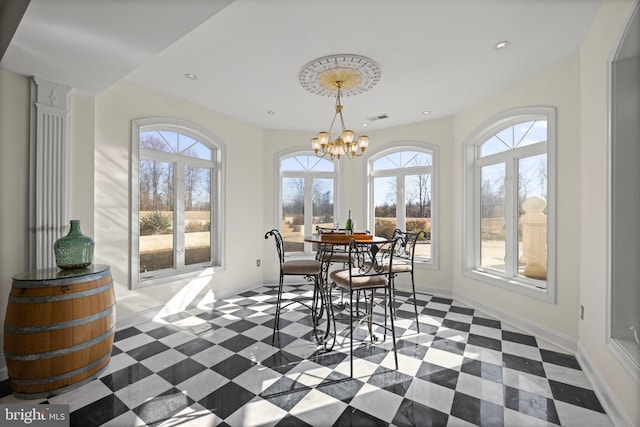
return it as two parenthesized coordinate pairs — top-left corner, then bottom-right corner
(303, 233), (390, 350)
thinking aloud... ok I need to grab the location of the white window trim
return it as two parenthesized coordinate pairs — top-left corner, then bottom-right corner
(274, 148), (342, 255)
(462, 107), (556, 303)
(364, 141), (439, 270)
(131, 117), (226, 289)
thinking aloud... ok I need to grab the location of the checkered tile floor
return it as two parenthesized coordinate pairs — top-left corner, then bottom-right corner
(0, 284), (612, 426)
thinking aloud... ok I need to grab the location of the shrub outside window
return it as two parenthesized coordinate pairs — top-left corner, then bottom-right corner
(463, 107), (556, 301)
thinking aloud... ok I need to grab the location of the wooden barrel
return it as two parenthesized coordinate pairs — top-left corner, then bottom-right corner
(4, 265), (115, 399)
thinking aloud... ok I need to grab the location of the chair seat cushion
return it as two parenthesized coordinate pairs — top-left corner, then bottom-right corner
(390, 261), (412, 273)
(283, 259), (322, 275)
(363, 260), (412, 273)
(330, 268), (388, 290)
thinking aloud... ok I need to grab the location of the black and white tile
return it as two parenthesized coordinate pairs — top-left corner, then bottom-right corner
(0, 284), (612, 426)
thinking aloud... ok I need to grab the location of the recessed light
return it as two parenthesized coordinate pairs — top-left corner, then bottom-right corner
(361, 123), (368, 127)
(422, 111), (431, 115)
(494, 41), (510, 50)
(184, 73), (197, 80)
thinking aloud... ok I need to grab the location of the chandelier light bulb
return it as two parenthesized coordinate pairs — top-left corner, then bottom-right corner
(318, 132), (330, 145)
(342, 130), (355, 143)
(357, 135), (369, 150)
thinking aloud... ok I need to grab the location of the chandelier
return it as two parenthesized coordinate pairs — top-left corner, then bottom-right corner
(299, 54), (381, 160)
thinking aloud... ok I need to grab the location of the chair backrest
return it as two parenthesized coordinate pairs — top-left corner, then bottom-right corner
(346, 235), (402, 279)
(392, 229), (427, 265)
(264, 229), (285, 266)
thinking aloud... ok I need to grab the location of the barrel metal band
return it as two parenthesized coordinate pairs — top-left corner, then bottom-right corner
(4, 305), (114, 334)
(11, 364), (111, 400)
(8, 281), (113, 304)
(5, 327), (115, 361)
(10, 350), (112, 386)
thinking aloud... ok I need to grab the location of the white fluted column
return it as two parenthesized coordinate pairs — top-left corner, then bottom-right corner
(29, 77), (71, 270)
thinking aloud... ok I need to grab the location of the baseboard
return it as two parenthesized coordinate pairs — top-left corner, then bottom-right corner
(451, 291), (577, 353)
(394, 283), (577, 353)
(577, 343), (634, 427)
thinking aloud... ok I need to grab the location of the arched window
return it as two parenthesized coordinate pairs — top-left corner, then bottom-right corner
(367, 143), (438, 267)
(463, 107), (556, 301)
(278, 152), (338, 254)
(131, 118), (224, 288)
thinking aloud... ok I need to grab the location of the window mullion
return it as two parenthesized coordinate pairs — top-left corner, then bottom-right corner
(304, 176), (313, 253)
(175, 159), (185, 269)
(474, 164), (483, 270)
(397, 172), (406, 230)
(505, 158), (518, 278)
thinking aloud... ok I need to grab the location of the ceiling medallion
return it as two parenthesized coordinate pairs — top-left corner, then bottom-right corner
(299, 54), (381, 160)
(298, 54), (381, 97)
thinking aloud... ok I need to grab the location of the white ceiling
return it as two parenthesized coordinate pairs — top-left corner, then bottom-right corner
(2, 0), (605, 133)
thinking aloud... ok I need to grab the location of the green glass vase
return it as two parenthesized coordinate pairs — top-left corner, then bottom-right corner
(54, 220), (94, 269)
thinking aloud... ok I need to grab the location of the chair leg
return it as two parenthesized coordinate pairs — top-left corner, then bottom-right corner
(349, 289), (354, 378)
(272, 274), (284, 344)
(388, 286), (399, 370)
(410, 271), (420, 333)
(323, 281), (336, 351)
(367, 289), (375, 342)
(391, 275), (397, 319)
(311, 274), (326, 344)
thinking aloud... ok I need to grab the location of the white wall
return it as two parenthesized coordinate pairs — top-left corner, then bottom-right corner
(0, 70), (30, 376)
(579, 0), (640, 425)
(69, 93), (95, 236)
(452, 53), (582, 344)
(93, 80), (265, 323)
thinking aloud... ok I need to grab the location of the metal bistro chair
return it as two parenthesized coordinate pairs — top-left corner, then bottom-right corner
(328, 235), (402, 377)
(389, 229), (428, 333)
(265, 229), (323, 344)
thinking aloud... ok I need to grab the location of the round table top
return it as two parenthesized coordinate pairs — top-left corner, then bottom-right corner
(303, 234), (389, 244)
(13, 264), (111, 281)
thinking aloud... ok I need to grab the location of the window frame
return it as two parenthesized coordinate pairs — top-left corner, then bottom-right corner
(365, 141), (439, 269)
(131, 117), (225, 289)
(275, 148), (341, 255)
(463, 107), (556, 302)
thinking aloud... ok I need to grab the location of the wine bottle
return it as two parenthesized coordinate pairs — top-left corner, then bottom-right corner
(345, 210), (353, 235)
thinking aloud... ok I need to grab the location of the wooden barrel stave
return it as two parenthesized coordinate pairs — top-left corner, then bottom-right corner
(4, 312), (114, 355)
(8, 345), (113, 395)
(4, 269), (115, 398)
